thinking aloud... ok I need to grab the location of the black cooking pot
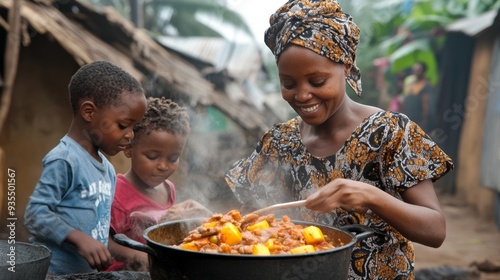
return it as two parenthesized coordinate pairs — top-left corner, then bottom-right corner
(0, 240), (51, 280)
(115, 218), (374, 280)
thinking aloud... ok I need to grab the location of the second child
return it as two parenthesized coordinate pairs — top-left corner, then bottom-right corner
(107, 97), (212, 271)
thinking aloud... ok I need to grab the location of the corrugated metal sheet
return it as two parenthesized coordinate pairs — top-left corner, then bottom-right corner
(480, 35), (500, 192)
(157, 37), (263, 81)
(446, 9), (498, 36)
(157, 36), (276, 113)
(0, 0), (270, 134)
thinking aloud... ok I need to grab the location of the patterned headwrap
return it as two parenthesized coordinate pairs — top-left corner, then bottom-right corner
(265, 0), (362, 96)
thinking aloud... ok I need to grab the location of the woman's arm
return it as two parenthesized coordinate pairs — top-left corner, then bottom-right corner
(305, 178), (446, 248)
(366, 179), (445, 247)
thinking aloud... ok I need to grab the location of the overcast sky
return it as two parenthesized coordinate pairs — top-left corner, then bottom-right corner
(228, 0), (284, 45)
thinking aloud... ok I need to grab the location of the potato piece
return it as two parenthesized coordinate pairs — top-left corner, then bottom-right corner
(252, 244), (271, 255)
(290, 245), (315, 254)
(203, 221), (218, 229)
(302, 226), (325, 244)
(220, 223), (242, 245)
(247, 220), (270, 231)
(265, 238), (276, 250)
(180, 241), (198, 251)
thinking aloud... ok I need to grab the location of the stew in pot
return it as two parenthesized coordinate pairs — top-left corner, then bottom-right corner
(172, 210), (342, 255)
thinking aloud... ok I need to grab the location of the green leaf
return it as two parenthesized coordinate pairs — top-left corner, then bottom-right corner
(389, 39), (438, 85)
(380, 34), (408, 55)
(389, 39), (430, 61)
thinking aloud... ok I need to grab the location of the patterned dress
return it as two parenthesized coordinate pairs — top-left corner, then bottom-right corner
(225, 111), (453, 279)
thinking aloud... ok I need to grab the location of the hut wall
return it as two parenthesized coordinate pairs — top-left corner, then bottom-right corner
(455, 31), (495, 221)
(0, 36), (77, 241)
(432, 33), (474, 193)
(480, 35), (500, 191)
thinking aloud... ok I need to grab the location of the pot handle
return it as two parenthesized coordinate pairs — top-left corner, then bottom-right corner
(113, 234), (157, 256)
(341, 224), (381, 242)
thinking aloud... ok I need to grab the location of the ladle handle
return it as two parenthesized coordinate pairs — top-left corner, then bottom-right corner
(114, 233), (157, 256)
(250, 200), (307, 216)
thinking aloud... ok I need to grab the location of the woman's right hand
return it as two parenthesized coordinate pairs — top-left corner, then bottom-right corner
(305, 178), (371, 213)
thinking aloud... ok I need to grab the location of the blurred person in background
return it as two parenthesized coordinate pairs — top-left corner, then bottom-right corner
(387, 72), (406, 112)
(402, 62), (434, 132)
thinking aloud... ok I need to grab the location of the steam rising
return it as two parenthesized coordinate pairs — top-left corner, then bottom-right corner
(176, 106), (257, 214)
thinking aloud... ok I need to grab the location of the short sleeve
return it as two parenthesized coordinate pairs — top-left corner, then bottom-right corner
(382, 114), (454, 191)
(225, 127), (296, 208)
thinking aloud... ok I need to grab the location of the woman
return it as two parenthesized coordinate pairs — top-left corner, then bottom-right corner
(402, 62), (434, 132)
(225, 1), (453, 279)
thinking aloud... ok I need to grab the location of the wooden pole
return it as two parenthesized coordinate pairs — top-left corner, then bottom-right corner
(0, 0), (21, 134)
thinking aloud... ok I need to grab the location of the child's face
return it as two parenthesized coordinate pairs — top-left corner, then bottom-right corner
(277, 45), (349, 126)
(90, 93), (147, 156)
(127, 130), (187, 188)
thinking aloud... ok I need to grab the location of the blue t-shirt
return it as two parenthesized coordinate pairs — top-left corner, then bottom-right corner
(24, 135), (116, 275)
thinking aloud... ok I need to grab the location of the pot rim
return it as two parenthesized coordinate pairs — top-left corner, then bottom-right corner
(0, 240), (51, 265)
(142, 218), (358, 258)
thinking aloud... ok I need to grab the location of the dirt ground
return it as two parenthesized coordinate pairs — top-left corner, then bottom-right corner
(413, 193), (500, 280)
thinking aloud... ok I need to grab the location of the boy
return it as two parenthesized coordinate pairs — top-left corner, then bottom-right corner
(24, 61), (147, 275)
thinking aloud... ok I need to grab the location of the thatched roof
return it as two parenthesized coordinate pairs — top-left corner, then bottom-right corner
(0, 0), (269, 134)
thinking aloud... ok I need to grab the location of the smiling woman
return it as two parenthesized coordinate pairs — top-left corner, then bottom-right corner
(224, 1), (454, 279)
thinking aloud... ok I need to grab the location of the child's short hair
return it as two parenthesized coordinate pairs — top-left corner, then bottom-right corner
(134, 97), (190, 139)
(68, 61), (144, 113)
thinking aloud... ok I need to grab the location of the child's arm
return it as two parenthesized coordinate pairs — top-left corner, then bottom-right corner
(66, 230), (114, 271)
(24, 159), (77, 245)
(108, 236), (148, 271)
(25, 158), (114, 270)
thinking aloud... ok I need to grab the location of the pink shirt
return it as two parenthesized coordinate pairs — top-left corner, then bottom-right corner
(111, 174), (176, 236)
(108, 174), (176, 271)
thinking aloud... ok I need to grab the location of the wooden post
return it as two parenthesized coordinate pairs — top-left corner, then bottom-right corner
(0, 0), (21, 134)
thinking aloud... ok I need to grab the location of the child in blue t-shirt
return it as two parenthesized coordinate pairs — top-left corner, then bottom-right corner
(24, 61), (147, 275)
